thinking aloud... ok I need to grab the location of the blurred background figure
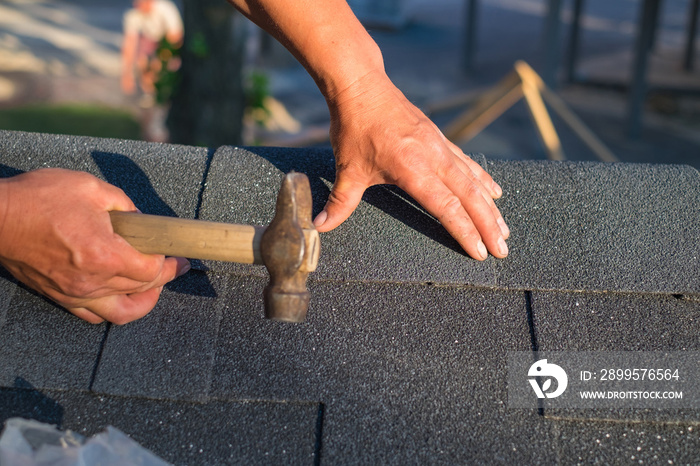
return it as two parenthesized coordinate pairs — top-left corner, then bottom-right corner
(121, 0), (183, 110)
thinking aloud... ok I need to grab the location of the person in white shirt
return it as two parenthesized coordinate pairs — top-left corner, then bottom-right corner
(121, 0), (184, 101)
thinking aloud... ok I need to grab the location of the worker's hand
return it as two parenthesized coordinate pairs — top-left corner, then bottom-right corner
(0, 168), (190, 324)
(315, 71), (510, 261)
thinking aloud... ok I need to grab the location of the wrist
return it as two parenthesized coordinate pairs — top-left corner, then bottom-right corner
(310, 32), (386, 102)
(324, 70), (406, 131)
(325, 68), (397, 106)
(273, 1), (386, 101)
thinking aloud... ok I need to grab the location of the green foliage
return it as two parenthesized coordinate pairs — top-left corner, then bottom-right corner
(245, 70), (270, 110)
(188, 32), (210, 59)
(244, 70), (271, 127)
(0, 104), (141, 140)
(154, 38), (182, 105)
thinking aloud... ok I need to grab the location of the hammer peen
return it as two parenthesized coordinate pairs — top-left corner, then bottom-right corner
(109, 172), (320, 323)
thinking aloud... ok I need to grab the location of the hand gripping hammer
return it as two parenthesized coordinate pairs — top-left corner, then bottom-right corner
(109, 172), (320, 322)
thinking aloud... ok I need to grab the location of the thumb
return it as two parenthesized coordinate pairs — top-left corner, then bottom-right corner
(314, 176), (367, 232)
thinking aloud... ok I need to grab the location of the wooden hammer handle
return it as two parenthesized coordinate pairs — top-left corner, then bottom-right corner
(110, 211), (265, 264)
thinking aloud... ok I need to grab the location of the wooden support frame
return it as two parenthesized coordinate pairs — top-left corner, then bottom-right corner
(439, 60), (619, 163)
(443, 71), (523, 143)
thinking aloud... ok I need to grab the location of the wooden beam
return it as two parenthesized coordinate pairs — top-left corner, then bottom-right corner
(444, 70), (522, 142)
(515, 61), (619, 162)
(517, 65), (565, 161)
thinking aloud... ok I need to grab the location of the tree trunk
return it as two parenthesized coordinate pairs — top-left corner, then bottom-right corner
(168, 0), (245, 147)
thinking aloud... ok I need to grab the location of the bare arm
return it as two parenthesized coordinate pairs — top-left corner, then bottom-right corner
(121, 30), (139, 94)
(227, 0), (509, 260)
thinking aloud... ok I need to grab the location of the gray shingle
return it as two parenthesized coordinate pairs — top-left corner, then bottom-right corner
(552, 418), (700, 465)
(91, 272), (230, 401)
(488, 160), (700, 294)
(0, 388), (320, 465)
(0, 271), (17, 331)
(531, 290), (700, 423)
(0, 130), (210, 218)
(0, 279), (106, 390)
(531, 291), (700, 352)
(2, 131), (699, 464)
(209, 277), (557, 464)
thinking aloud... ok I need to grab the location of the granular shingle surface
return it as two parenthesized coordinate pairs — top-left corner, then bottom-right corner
(209, 277), (556, 464)
(0, 388), (320, 465)
(552, 418), (700, 465)
(91, 272), (229, 401)
(0, 270), (17, 331)
(487, 159), (700, 294)
(0, 276), (106, 390)
(531, 290), (700, 424)
(531, 291), (700, 352)
(0, 130), (210, 218)
(0, 130), (699, 464)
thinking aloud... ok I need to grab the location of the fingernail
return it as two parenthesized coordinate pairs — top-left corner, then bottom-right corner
(497, 217), (510, 239)
(492, 182), (502, 198)
(313, 210), (328, 228)
(477, 240), (488, 260)
(176, 259), (191, 277)
(498, 237), (509, 257)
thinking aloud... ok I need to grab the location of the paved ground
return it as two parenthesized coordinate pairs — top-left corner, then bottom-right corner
(0, 0), (699, 168)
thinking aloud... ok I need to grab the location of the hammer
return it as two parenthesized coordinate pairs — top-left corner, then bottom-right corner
(109, 172), (320, 323)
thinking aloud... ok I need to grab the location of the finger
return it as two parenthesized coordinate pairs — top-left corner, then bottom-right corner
(69, 255), (189, 300)
(71, 287), (164, 325)
(444, 140), (503, 199)
(112, 256), (188, 298)
(80, 175), (139, 213)
(116, 255), (190, 289)
(66, 307), (106, 325)
(111, 232), (191, 285)
(404, 176), (491, 260)
(441, 174), (508, 259)
(449, 156), (510, 240)
(439, 142), (509, 239)
(314, 174), (367, 232)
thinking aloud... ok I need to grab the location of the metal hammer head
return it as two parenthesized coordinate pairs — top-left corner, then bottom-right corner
(260, 172), (320, 322)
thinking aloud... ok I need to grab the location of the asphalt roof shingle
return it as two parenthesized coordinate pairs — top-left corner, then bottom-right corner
(210, 278), (556, 464)
(91, 271), (229, 402)
(0, 388), (320, 464)
(553, 418), (700, 464)
(0, 271), (105, 391)
(488, 159), (700, 294)
(0, 130), (211, 218)
(0, 129), (698, 464)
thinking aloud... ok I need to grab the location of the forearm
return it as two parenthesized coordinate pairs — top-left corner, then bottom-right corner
(121, 33), (138, 74)
(227, 0), (386, 101)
